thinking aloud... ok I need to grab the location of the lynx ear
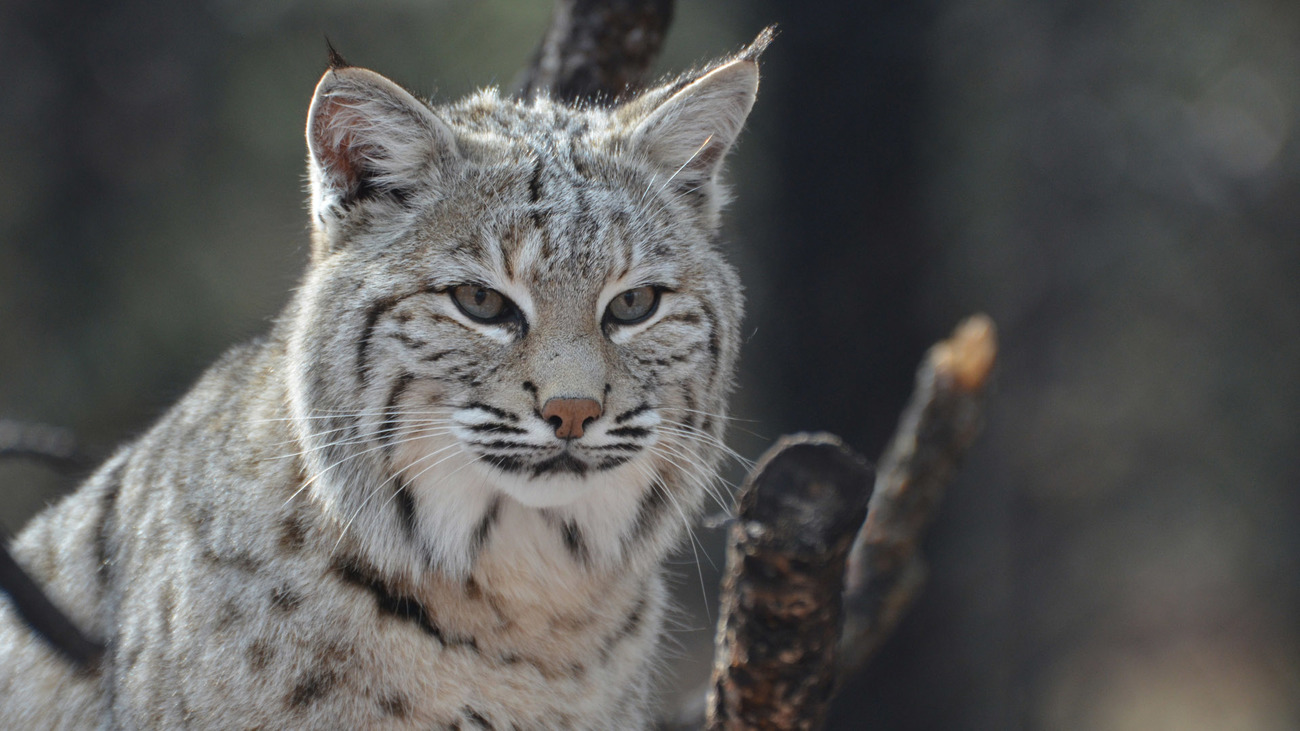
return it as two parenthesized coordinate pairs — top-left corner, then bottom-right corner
(626, 56), (759, 195)
(306, 65), (457, 232)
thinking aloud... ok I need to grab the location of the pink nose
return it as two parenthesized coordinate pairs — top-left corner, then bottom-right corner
(541, 398), (603, 439)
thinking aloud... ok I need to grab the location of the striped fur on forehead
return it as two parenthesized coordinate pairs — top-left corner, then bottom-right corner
(413, 164), (696, 296)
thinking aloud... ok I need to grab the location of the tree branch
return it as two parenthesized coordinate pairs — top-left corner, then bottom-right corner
(705, 435), (873, 731)
(839, 314), (997, 673)
(0, 419), (102, 666)
(0, 421), (102, 665)
(516, 0), (675, 104)
(0, 539), (103, 667)
(669, 315), (997, 729)
(0, 419), (95, 474)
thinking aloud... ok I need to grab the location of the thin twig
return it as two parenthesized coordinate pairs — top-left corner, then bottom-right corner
(0, 419), (103, 666)
(0, 419), (95, 474)
(0, 539), (104, 667)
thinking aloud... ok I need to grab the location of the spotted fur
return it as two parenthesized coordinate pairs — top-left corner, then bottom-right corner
(0, 35), (764, 729)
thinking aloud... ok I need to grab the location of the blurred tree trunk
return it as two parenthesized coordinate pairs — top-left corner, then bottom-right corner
(753, 1), (935, 453)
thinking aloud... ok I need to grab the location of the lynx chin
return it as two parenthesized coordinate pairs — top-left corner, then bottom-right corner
(0, 31), (767, 729)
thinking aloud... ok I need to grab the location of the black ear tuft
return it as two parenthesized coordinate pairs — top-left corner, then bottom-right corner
(739, 25), (778, 63)
(325, 38), (350, 70)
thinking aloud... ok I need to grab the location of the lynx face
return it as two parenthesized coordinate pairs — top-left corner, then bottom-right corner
(285, 57), (758, 577)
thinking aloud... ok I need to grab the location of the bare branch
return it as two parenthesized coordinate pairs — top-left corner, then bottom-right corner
(0, 419), (95, 474)
(0, 540), (104, 667)
(839, 314), (998, 673)
(705, 435), (873, 731)
(516, 0), (675, 104)
(667, 315), (997, 729)
(0, 419), (103, 666)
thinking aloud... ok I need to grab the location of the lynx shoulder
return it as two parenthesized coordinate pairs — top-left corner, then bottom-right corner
(0, 35), (763, 729)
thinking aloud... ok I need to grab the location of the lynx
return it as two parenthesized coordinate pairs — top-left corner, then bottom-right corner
(0, 34), (764, 729)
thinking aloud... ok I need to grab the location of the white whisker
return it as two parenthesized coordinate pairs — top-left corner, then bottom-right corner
(280, 423), (452, 508)
(329, 440), (466, 557)
(263, 422), (455, 461)
(630, 460), (713, 621)
(655, 134), (714, 198)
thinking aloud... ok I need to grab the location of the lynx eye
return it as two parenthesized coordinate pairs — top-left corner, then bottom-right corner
(451, 284), (511, 323)
(606, 286), (660, 325)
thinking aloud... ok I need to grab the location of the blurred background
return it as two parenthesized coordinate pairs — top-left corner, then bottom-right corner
(2, 1), (1298, 728)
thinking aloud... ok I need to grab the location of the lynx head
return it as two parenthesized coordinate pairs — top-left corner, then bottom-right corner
(285, 35), (765, 578)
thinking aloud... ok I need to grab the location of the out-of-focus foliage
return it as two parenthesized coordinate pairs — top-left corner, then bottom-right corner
(1, 1), (1296, 728)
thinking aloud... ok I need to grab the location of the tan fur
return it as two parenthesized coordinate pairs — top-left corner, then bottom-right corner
(0, 38), (763, 729)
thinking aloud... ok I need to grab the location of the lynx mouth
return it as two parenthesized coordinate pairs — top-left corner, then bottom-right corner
(480, 448), (637, 479)
(452, 401), (655, 484)
(530, 452), (588, 476)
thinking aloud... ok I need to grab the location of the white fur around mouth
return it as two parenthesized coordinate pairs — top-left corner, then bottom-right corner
(447, 404), (662, 498)
(467, 444), (652, 508)
(392, 420), (654, 510)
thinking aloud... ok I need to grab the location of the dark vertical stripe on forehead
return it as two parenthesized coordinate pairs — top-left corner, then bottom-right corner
(569, 137), (589, 178)
(566, 120), (591, 178)
(500, 231), (516, 281)
(574, 185), (591, 219)
(497, 222), (536, 283)
(528, 156), (544, 203)
(530, 205), (551, 231)
(537, 214), (556, 260)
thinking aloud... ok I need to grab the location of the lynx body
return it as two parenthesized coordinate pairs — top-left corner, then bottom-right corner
(0, 38), (762, 730)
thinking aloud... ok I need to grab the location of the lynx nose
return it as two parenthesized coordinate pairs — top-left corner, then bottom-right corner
(541, 398), (603, 439)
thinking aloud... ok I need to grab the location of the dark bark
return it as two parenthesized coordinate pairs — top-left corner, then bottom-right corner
(515, 0), (675, 104)
(0, 539), (103, 667)
(0, 420), (102, 667)
(840, 315), (997, 673)
(669, 316), (997, 729)
(705, 435), (873, 731)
